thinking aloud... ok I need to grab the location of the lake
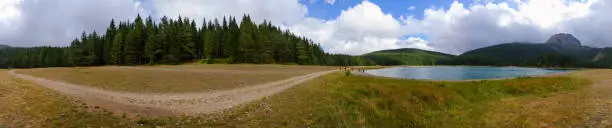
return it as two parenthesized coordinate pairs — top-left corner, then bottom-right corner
(364, 66), (572, 81)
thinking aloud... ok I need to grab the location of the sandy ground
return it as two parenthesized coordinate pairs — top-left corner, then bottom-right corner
(9, 69), (335, 117)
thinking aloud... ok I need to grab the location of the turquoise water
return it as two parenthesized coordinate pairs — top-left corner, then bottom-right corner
(364, 67), (572, 80)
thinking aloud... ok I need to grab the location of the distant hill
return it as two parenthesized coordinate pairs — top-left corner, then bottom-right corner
(0, 44), (10, 49)
(362, 48), (455, 66)
(592, 48), (612, 67)
(455, 33), (607, 67)
(454, 43), (557, 66)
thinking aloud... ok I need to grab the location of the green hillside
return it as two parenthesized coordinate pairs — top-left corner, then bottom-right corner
(593, 48), (612, 68)
(362, 48), (455, 66)
(454, 43), (558, 66)
(454, 43), (605, 67)
(453, 33), (612, 67)
(0, 44), (10, 49)
(548, 43), (600, 59)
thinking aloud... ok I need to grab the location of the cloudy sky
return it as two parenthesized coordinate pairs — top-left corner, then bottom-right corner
(0, 0), (611, 55)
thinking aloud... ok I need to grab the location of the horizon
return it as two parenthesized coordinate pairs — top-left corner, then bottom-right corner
(1, 0), (611, 55)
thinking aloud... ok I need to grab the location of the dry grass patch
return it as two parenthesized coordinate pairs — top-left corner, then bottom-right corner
(0, 68), (599, 127)
(16, 64), (334, 93)
(166, 71), (590, 127)
(473, 91), (593, 127)
(0, 70), (131, 127)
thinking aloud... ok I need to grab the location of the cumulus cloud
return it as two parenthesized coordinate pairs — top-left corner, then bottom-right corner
(153, 0), (434, 55)
(561, 0), (612, 48)
(402, 0), (607, 54)
(153, 0), (307, 25)
(1, 0), (612, 56)
(0, 0), (23, 44)
(0, 0), (144, 47)
(289, 1), (431, 55)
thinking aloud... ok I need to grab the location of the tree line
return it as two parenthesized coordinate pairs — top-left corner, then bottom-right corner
(0, 15), (374, 68)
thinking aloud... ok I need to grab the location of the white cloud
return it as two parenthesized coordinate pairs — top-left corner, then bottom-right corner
(408, 6), (416, 10)
(402, 0), (607, 54)
(153, 0), (307, 25)
(561, 0), (612, 48)
(325, 0), (336, 5)
(0, 0), (144, 47)
(0, 0), (22, 43)
(289, 1), (431, 55)
(1, 0), (612, 57)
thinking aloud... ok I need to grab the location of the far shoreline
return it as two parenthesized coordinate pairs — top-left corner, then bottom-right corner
(351, 65), (581, 82)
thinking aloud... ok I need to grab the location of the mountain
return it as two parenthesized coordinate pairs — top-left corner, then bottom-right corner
(546, 33), (600, 59)
(0, 44), (10, 49)
(455, 33), (606, 67)
(362, 48), (455, 66)
(454, 43), (557, 66)
(592, 48), (612, 67)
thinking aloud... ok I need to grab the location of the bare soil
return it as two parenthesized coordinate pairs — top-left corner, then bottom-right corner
(9, 69), (335, 117)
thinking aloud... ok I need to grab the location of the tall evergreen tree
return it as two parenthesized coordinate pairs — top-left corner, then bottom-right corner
(0, 14), (375, 68)
(125, 14), (145, 65)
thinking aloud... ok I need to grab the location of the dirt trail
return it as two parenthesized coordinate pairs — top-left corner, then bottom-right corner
(574, 70), (612, 127)
(9, 69), (335, 117)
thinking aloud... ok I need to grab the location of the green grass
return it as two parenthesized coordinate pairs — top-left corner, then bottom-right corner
(1, 69), (592, 127)
(0, 70), (130, 127)
(199, 72), (590, 127)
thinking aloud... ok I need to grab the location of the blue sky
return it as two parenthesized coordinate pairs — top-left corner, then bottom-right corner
(304, 0), (450, 20)
(1, 0), (609, 55)
(299, 0), (523, 44)
(302, 0), (516, 21)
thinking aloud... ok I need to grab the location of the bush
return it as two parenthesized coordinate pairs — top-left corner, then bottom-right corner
(198, 58), (217, 64)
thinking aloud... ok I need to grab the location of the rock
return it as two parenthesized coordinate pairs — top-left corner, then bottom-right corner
(546, 33), (581, 46)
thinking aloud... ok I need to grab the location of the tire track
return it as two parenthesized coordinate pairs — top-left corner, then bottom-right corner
(9, 69), (335, 116)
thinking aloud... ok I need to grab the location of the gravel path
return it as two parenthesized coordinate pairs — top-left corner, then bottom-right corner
(9, 69), (335, 117)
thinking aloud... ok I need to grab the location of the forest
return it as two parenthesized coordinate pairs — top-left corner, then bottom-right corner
(0, 15), (374, 68)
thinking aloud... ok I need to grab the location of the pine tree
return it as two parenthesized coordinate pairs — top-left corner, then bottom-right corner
(0, 14), (374, 68)
(203, 21), (217, 63)
(125, 14), (145, 65)
(238, 15), (257, 63)
(103, 19), (117, 65)
(144, 16), (158, 64)
(226, 16), (240, 63)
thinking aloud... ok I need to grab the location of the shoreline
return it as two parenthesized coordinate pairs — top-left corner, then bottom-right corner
(351, 66), (580, 82)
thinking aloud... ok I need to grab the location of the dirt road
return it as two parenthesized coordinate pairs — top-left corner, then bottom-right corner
(574, 70), (612, 127)
(9, 69), (335, 117)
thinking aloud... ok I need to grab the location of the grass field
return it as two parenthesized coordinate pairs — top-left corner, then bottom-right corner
(0, 70), (129, 127)
(198, 72), (591, 127)
(16, 64), (335, 93)
(1, 66), (599, 127)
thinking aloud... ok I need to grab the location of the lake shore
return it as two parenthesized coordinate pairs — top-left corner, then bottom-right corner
(351, 66), (580, 82)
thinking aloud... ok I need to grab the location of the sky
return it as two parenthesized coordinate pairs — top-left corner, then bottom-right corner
(0, 0), (611, 55)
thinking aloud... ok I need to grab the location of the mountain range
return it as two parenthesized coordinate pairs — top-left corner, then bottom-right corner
(2, 33), (610, 68)
(363, 33), (612, 68)
(361, 48), (455, 66)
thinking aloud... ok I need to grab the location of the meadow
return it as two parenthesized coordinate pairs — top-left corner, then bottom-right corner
(1, 66), (606, 127)
(16, 64), (334, 93)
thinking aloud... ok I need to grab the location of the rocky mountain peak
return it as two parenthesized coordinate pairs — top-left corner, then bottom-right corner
(546, 33), (581, 46)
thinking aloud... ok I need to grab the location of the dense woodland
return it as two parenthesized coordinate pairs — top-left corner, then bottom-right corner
(453, 43), (611, 68)
(0, 15), (374, 68)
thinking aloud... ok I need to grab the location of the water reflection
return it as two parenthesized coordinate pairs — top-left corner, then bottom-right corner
(364, 67), (570, 80)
